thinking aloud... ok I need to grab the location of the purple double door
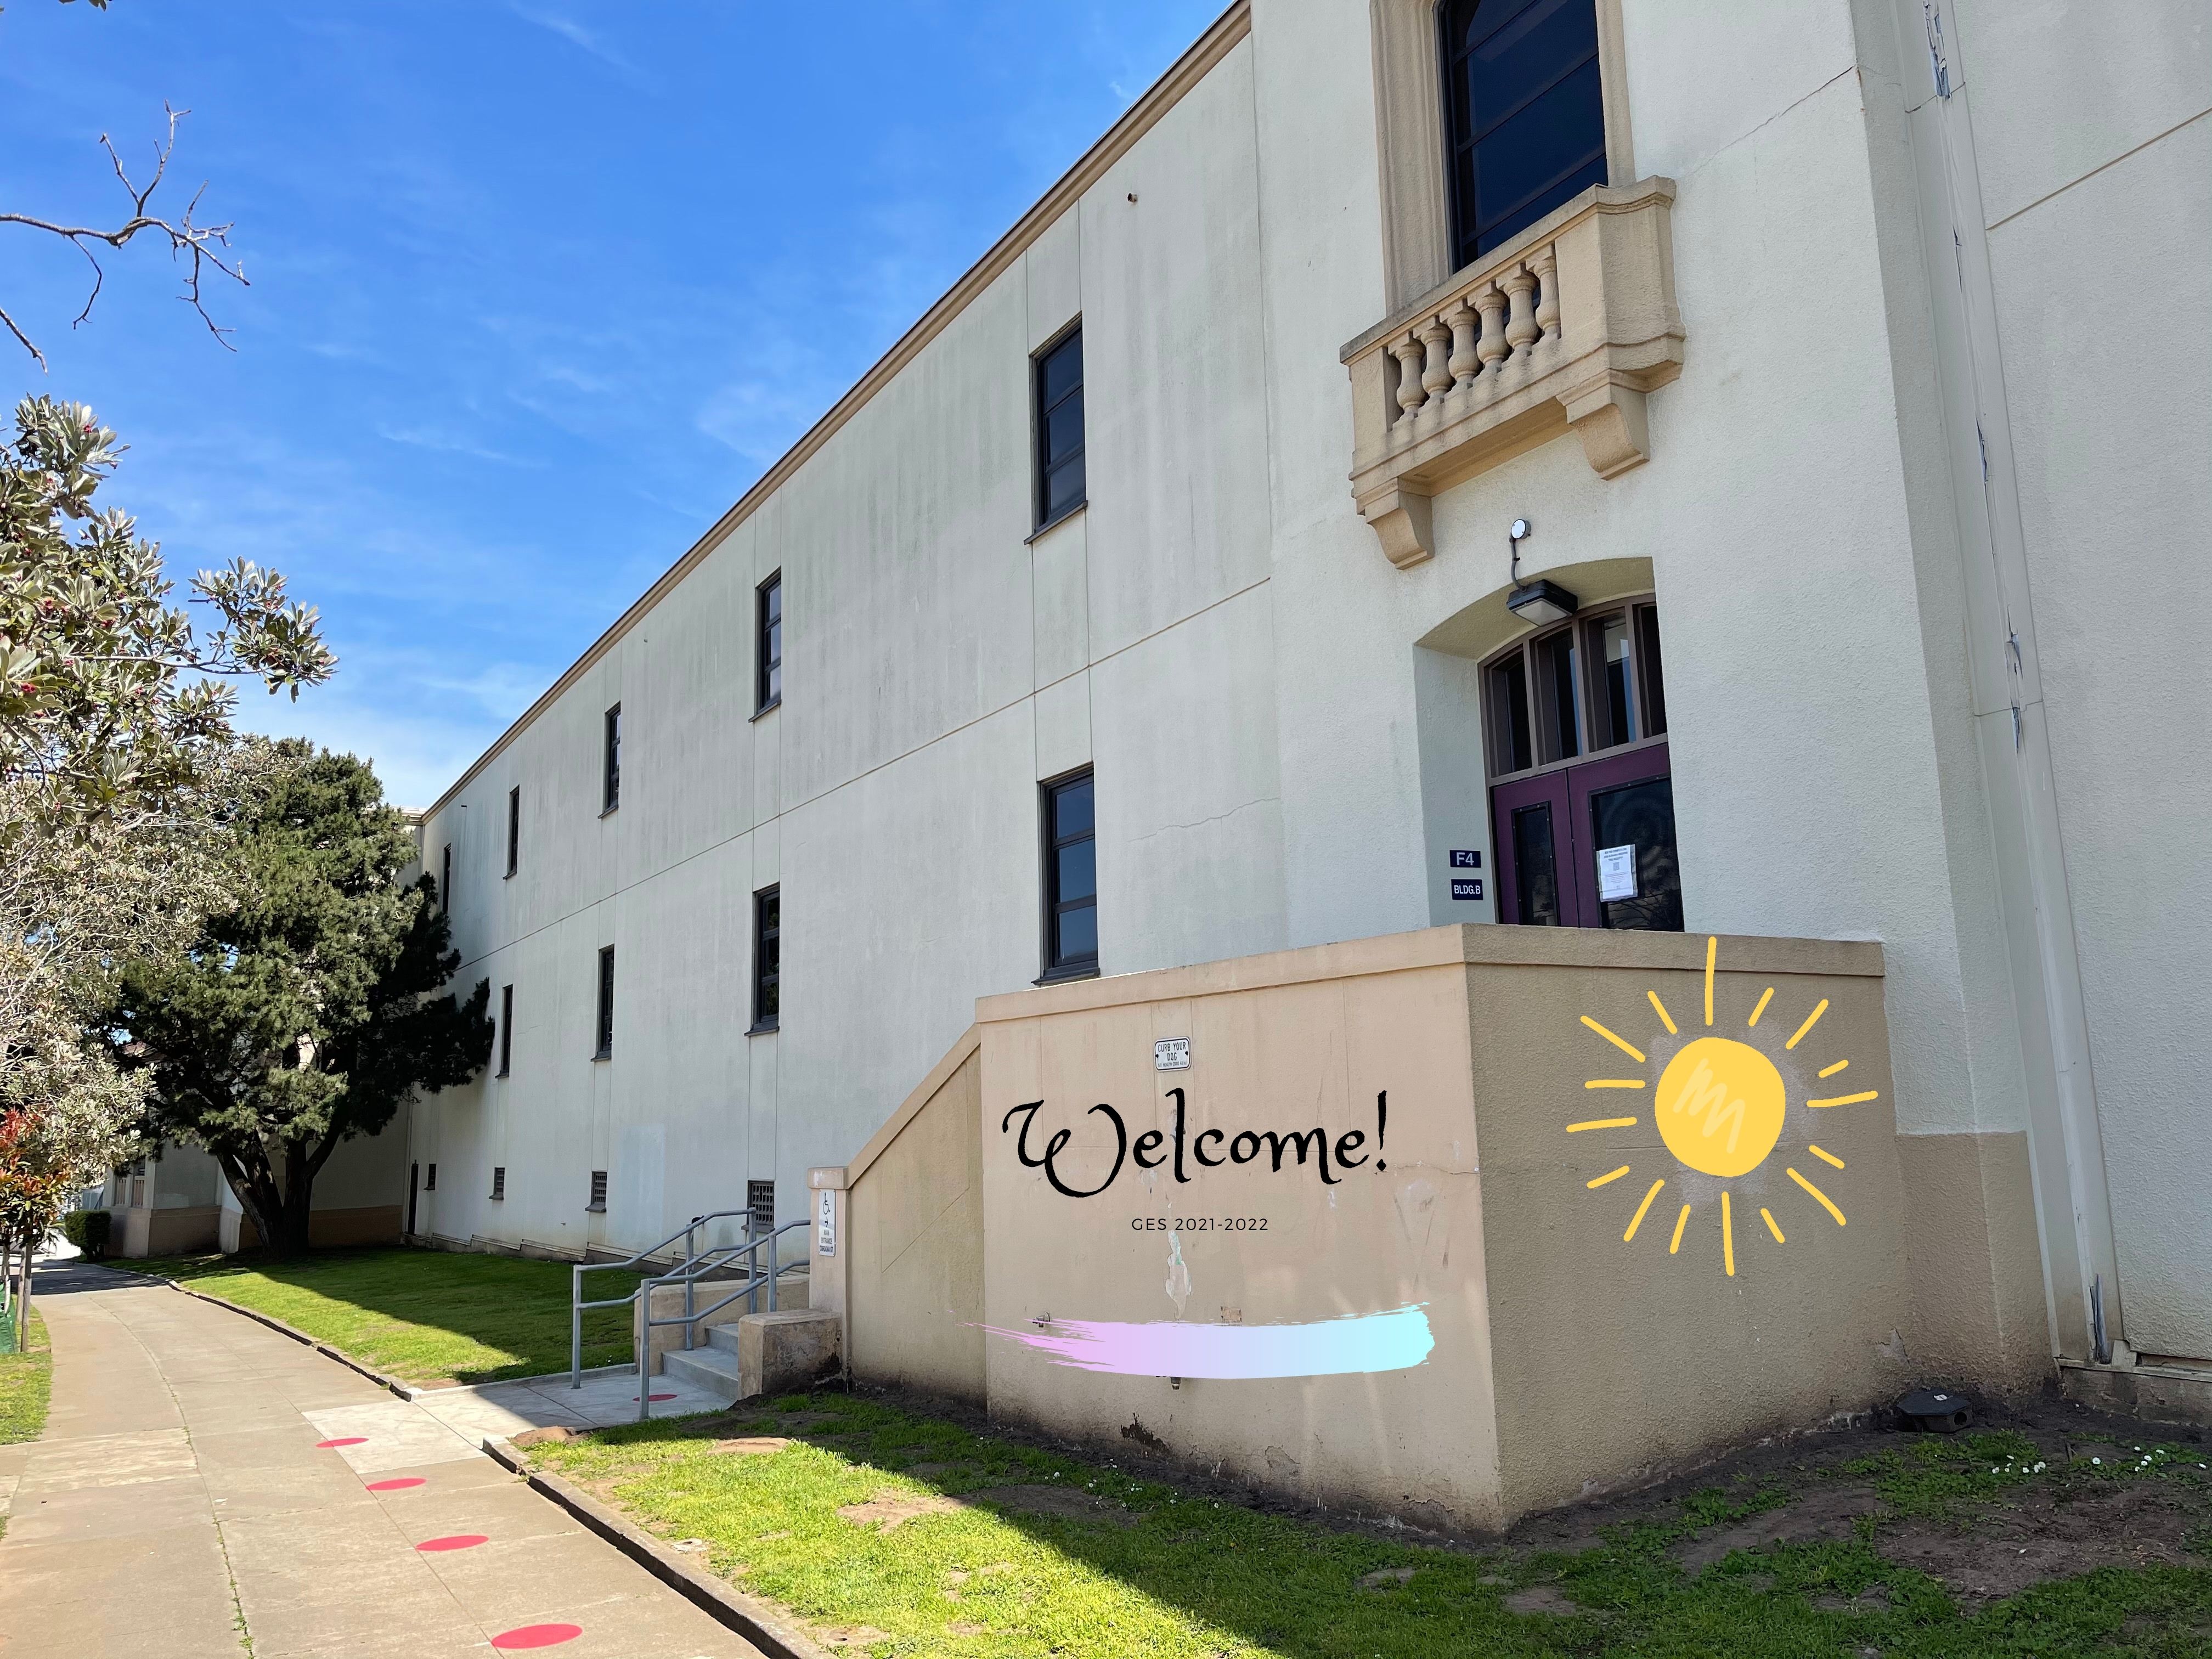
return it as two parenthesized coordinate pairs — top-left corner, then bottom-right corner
(1491, 741), (1681, 930)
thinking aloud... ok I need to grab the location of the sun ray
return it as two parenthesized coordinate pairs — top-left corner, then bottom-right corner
(1809, 1144), (1845, 1170)
(1588, 1165), (1632, 1189)
(1647, 989), (1678, 1035)
(1584, 1079), (1646, 1090)
(1624, 1178), (1665, 1242)
(1760, 1207), (1786, 1243)
(1703, 935), (1718, 1026)
(1747, 986), (1774, 1028)
(1818, 1059), (1850, 1079)
(1579, 1015), (1646, 1064)
(1784, 998), (1830, 1050)
(1721, 1192), (1736, 1276)
(1669, 1204), (1692, 1254)
(1807, 1090), (1878, 1109)
(1787, 1166), (1847, 1226)
(1566, 1116), (1638, 1133)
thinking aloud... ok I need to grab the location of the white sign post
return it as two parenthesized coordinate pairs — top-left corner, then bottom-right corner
(815, 1188), (837, 1257)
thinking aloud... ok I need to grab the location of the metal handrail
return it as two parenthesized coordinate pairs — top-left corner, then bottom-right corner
(634, 1218), (809, 1421)
(569, 1207), (753, 1389)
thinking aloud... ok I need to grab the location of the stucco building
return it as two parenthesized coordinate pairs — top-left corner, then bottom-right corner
(407, 0), (2209, 1442)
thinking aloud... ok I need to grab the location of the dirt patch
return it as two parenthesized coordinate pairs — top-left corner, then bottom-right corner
(946, 1623), (987, 1637)
(969, 1483), (1137, 1527)
(509, 1425), (579, 1449)
(1673, 1485), (1882, 1571)
(1505, 1584), (1578, 1616)
(904, 1462), (972, 1479)
(1878, 1479), (2209, 1605)
(762, 1412), (842, 1432)
(837, 1490), (964, 1532)
(712, 1436), (794, 1456)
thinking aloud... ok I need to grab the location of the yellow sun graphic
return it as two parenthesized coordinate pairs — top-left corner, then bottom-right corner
(1565, 936), (1876, 1277)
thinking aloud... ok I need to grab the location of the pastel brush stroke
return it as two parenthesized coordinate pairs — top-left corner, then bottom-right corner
(980, 1304), (1434, 1379)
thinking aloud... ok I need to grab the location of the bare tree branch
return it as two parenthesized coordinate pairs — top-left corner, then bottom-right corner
(1, 103), (247, 366)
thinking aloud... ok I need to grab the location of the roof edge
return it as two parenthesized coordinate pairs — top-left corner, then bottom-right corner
(424, 0), (1253, 822)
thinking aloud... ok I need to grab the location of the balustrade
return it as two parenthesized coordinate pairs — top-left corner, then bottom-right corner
(1339, 178), (1685, 568)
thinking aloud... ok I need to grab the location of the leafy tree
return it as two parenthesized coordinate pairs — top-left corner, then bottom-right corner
(0, 396), (327, 1311)
(108, 744), (492, 1256)
(1, 396), (332, 842)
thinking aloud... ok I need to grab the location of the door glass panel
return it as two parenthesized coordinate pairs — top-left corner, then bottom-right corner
(1511, 802), (1562, 926)
(1594, 612), (1635, 747)
(1489, 654), (1533, 774)
(1590, 775), (1683, 932)
(1537, 630), (1580, 762)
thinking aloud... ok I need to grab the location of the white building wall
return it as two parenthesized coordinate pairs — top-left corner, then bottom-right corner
(407, 0), (2209, 1372)
(1944, 0), (2212, 1357)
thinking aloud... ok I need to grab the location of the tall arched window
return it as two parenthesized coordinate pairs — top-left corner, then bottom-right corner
(1440, 0), (1608, 269)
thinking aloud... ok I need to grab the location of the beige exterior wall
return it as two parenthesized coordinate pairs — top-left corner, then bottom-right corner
(819, 924), (1915, 1530)
(835, 1031), (988, 1404)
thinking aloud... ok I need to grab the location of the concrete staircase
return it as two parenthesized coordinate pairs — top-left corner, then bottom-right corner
(658, 1323), (748, 1404)
(656, 1306), (843, 1407)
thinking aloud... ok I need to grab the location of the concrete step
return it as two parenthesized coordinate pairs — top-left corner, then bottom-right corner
(658, 1342), (746, 1405)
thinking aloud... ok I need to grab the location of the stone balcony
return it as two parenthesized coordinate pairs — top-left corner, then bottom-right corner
(1340, 178), (1685, 568)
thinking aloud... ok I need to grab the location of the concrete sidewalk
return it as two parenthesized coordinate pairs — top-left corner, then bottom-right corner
(0, 1261), (764, 1658)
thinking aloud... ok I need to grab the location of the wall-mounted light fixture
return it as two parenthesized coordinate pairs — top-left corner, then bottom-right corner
(1504, 517), (1578, 624)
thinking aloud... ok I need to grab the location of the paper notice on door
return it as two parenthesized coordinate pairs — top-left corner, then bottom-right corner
(1597, 843), (1639, 901)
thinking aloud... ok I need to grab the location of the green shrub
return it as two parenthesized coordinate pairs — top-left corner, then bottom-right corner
(61, 1208), (111, 1259)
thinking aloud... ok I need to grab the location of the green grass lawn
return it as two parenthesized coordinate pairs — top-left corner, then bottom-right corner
(531, 1392), (2212, 1659)
(119, 1246), (642, 1386)
(0, 1308), (51, 1444)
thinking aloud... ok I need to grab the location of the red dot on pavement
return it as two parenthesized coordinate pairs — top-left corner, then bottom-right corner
(417, 1533), (488, 1553)
(315, 1437), (367, 1449)
(491, 1625), (583, 1650)
(366, 1477), (425, 1492)
(632, 1392), (676, 1402)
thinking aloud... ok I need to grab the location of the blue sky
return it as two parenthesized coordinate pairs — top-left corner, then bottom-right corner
(1, 0), (1222, 806)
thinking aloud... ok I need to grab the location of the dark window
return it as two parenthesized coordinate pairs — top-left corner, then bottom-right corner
(426, 1163), (437, 1192)
(1536, 627), (1581, 763)
(1441, 0), (1607, 268)
(748, 1178), (776, 1240)
(490, 1166), (506, 1201)
(505, 786), (520, 877)
(497, 985), (513, 1077)
(752, 886), (780, 1031)
(595, 945), (615, 1058)
(602, 704), (622, 812)
(1485, 601), (1666, 781)
(1635, 602), (1668, 736)
(441, 843), (452, 911)
(1042, 770), (1098, 978)
(1488, 652), (1533, 775)
(757, 573), (782, 713)
(588, 1170), (607, 1213)
(1034, 326), (1085, 529)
